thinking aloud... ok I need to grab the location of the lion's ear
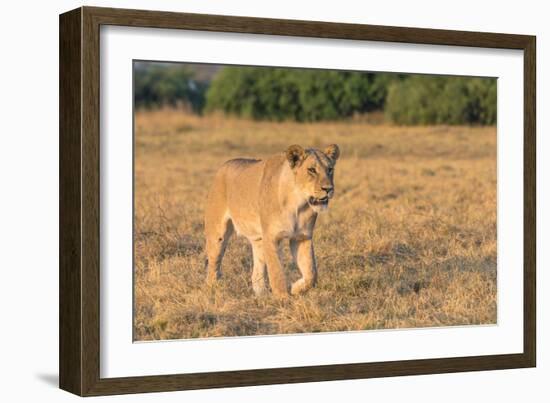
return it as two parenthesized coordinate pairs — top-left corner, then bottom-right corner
(286, 145), (305, 168)
(324, 144), (340, 162)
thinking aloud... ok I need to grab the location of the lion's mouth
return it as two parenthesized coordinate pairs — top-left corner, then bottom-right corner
(309, 196), (329, 206)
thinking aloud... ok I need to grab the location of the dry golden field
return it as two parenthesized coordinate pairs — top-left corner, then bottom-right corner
(134, 109), (497, 341)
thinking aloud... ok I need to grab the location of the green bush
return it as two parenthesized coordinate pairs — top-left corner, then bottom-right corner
(385, 76), (496, 125)
(134, 64), (207, 112)
(205, 67), (398, 122)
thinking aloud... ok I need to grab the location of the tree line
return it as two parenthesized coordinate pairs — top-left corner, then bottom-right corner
(134, 64), (496, 125)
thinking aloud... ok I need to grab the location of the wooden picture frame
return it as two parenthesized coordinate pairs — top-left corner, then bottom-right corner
(59, 6), (536, 396)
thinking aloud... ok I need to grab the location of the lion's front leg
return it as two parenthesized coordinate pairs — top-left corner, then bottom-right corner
(290, 238), (317, 295)
(263, 238), (289, 298)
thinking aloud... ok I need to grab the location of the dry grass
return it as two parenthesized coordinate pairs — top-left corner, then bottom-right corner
(134, 108), (497, 341)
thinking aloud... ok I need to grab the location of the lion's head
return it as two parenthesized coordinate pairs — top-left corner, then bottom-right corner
(285, 144), (340, 213)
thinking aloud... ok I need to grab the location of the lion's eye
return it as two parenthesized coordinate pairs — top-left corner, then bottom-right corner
(308, 167), (317, 175)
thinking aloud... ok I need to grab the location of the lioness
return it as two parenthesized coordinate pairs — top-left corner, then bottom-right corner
(204, 144), (340, 298)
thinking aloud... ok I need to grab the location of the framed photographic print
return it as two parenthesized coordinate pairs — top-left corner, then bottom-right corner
(59, 6), (536, 396)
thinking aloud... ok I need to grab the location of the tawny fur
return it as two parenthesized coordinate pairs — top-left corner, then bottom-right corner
(204, 144), (340, 298)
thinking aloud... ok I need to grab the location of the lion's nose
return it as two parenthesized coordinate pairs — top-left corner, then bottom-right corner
(321, 185), (333, 194)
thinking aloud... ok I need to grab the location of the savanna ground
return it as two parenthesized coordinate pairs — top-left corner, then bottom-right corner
(134, 109), (497, 341)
